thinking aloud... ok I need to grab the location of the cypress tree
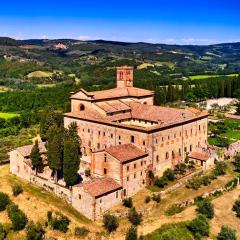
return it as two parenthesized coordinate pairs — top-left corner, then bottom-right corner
(63, 122), (81, 187)
(46, 124), (64, 181)
(30, 140), (42, 174)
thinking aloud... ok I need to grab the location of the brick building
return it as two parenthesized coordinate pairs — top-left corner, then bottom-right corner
(63, 66), (209, 216)
(10, 66), (209, 220)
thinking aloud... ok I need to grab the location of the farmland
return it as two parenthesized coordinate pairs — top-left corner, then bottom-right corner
(0, 112), (20, 119)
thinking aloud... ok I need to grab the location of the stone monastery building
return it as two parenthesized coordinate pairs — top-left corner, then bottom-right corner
(10, 66), (209, 220)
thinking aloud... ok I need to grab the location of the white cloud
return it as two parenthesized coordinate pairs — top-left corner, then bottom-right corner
(78, 35), (90, 41)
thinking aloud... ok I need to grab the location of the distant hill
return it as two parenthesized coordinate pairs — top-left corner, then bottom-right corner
(0, 37), (239, 86)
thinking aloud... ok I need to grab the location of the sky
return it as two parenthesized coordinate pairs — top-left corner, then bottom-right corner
(0, 0), (240, 45)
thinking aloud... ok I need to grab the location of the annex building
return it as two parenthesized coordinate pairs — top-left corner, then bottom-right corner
(10, 66), (210, 220)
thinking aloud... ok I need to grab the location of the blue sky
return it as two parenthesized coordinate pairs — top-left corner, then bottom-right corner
(0, 0), (240, 45)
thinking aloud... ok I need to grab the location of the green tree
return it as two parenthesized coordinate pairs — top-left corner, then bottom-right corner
(30, 140), (42, 174)
(103, 213), (119, 233)
(217, 225), (237, 240)
(234, 154), (240, 172)
(214, 161), (227, 176)
(125, 226), (138, 240)
(128, 208), (142, 226)
(232, 197), (240, 217)
(163, 168), (175, 181)
(0, 223), (6, 240)
(7, 204), (28, 231)
(196, 199), (214, 219)
(0, 192), (10, 211)
(187, 214), (209, 239)
(26, 221), (45, 240)
(40, 107), (63, 141)
(63, 122), (81, 187)
(46, 124), (64, 181)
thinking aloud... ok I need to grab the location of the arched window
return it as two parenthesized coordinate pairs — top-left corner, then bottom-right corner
(143, 102), (147, 105)
(79, 104), (85, 111)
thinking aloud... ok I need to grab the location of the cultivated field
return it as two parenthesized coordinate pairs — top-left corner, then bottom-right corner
(0, 112), (20, 119)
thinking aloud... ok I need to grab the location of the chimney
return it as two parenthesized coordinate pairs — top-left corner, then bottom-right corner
(116, 66), (133, 88)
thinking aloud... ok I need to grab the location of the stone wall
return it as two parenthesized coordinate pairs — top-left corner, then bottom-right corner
(30, 175), (72, 203)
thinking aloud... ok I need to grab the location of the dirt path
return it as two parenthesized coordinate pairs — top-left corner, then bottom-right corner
(211, 186), (240, 237)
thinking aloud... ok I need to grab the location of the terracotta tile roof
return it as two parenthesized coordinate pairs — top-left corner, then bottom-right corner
(105, 144), (148, 163)
(129, 102), (205, 125)
(79, 177), (122, 198)
(16, 142), (46, 157)
(189, 151), (209, 161)
(64, 102), (208, 132)
(96, 100), (130, 113)
(71, 87), (154, 100)
(225, 113), (240, 121)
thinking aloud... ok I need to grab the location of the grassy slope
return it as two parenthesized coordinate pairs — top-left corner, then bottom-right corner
(27, 70), (53, 78)
(0, 164), (101, 240)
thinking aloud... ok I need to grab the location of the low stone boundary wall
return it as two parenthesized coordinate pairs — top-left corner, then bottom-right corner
(113, 176), (240, 218)
(175, 176), (240, 209)
(30, 175), (72, 203)
(0, 159), (10, 166)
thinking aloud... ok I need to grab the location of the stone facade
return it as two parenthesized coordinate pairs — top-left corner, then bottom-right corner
(10, 66), (209, 220)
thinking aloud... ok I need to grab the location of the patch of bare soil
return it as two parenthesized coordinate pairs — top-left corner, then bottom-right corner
(210, 186), (240, 238)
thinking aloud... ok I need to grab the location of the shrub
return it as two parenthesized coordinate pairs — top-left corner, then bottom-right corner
(75, 226), (89, 237)
(154, 177), (167, 188)
(47, 211), (52, 222)
(0, 192), (10, 211)
(0, 223), (6, 240)
(225, 178), (239, 190)
(163, 168), (175, 181)
(144, 196), (151, 204)
(26, 221), (45, 240)
(12, 184), (23, 196)
(7, 204), (28, 231)
(103, 213), (119, 233)
(123, 198), (133, 208)
(128, 208), (142, 226)
(165, 204), (185, 216)
(234, 154), (240, 172)
(217, 225), (237, 240)
(125, 226), (138, 240)
(84, 168), (91, 177)
(196, 199), (214, 219)
(186, 178), (202, 190)
(187, 214), (209, 238)
(152, 194), (161, 203)
(48, 211), (70, 233)
(174, 163), (187, 175)
(232, 198), (240, 217)
(214, 161), (227, 176)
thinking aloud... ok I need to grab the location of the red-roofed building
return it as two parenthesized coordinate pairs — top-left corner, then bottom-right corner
(10, 66), (209, 221)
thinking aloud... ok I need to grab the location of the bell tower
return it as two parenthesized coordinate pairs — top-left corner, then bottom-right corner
(116, 66), (133, 88)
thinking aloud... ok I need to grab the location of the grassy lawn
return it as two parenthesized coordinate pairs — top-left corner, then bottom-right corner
(221, 130), (240, 140)
(208, 137), (235, 147)
(36, 83), (56, 88)
(27, 70), (53, 78)
(189, 73), (238, 80)
(143, 223), (194, 240)
(0, 112), (20, 119)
